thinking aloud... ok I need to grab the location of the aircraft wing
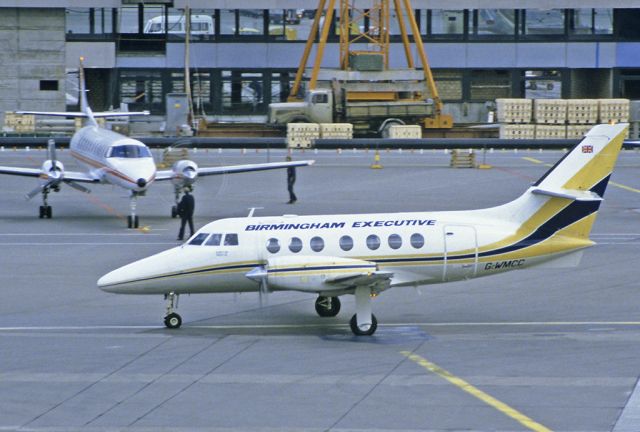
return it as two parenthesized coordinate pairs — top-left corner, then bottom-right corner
(326, 271), (394, 289)
(0, 166), (98, 183)
(16, 111), (149, 118)
(155, 160), (315, 181)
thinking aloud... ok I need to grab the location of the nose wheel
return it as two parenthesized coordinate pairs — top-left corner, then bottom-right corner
(163, 292), (182, 329)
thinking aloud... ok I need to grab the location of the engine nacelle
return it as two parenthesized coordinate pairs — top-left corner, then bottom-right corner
(253, 255), (377, 293)
(40, 159), (64, 185)
(171, 160), (198, 188)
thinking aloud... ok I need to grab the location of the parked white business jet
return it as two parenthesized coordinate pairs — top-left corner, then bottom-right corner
(99, 123), (627, 335)
(0, 58), (313, 228)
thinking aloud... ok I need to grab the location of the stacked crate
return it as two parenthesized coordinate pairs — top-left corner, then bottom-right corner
(534, 99), (567, 124)
(319, 123), (353, 139)
(387, 124), (422, 139)
(3, 112), (35, 133)
(599, 99), (630, 123)
(566, 125), (593, 139)
(567, 99), (599, 124)
(287, 123), (320, 148)
(496, 99), (532, 124)
(499, 124), (535, 139)
(535, 125), (567, 139)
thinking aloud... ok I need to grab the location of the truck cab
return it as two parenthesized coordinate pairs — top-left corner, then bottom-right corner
(269, 89), (333, 125)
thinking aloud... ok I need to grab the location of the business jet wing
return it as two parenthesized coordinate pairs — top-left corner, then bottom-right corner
(16, 110), (150, 118)
(326, 271), (394, 289)
(0, 165), (98, 182)
(155, 159), (314, 181)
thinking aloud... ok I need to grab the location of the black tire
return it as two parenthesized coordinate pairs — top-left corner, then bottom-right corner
(349, 314), (377, 336)
(164, 312), (182, 329)
(134, 215), (139, 228)
(45, 206), (52, 219)
(315, 296), (341, 317)
(39, 206), (45, 219)
(171, 206), (178, 218)
(127, 215), (133, 229)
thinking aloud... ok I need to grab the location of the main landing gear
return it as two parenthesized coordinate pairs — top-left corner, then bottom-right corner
(314, 291), (378, 336)
(315, 296), (341, 317)
(38, 186), (57, 219)
(164, 292), (182, 329)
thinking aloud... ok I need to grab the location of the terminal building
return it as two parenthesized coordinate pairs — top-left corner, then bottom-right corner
(1, 1), (640, 126)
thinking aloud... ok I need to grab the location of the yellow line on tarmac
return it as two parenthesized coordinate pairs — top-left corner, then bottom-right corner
(401, 351), (553, 432)
(521, 157), (640, 194)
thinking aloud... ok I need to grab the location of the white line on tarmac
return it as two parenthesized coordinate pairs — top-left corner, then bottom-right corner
(1, 321), (640, 332)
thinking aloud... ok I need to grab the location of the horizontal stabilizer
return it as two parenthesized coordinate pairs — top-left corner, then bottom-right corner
(531, 186), (603, 201)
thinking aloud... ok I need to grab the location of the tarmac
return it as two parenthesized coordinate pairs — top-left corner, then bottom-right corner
(0, 146), (639, 431)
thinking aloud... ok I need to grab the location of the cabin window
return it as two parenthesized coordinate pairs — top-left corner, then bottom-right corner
(189, 233), (209, 245)
(310, 236), (324, 252)
(388, 234), (402, 249)
(266, 238), (280, 253)
(289, 237), (303, 253)
(339, 235), (353, 251)
(224, 233), (239, 246)
(205, 233), (223, 246)
(366, 234), (380, 250)
(410, 233), (425, 248)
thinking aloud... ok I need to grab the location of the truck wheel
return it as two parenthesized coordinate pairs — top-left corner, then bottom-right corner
(380, 120), (403, 138)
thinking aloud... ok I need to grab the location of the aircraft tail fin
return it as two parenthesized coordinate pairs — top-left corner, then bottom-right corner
(16, 57), (148, 125)
(483, 123), (627, 244)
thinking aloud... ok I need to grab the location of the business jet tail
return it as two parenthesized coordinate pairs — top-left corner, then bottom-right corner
(479, 123), (627, 249)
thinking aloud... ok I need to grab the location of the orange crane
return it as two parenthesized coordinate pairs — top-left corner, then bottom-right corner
(287, 0), (452, 129)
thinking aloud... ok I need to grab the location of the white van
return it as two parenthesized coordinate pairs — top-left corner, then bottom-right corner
(144, 15), (214, 35)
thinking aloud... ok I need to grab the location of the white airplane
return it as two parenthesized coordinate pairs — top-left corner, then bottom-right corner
(0, 58), (313, 228)
(99, 123), (628, 335)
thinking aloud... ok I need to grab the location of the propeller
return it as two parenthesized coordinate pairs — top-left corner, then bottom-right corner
(25, 182), (51, 200)
(245, 266), (270, 307)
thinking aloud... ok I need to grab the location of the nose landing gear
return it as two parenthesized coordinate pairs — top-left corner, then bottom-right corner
(163, 292), (182, 329)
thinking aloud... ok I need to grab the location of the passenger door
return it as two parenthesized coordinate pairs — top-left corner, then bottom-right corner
(443, 225), (478, 281)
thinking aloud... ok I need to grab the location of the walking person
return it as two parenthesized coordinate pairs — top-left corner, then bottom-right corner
(286, 155), (297, 204)
(177, 187), (195, 241)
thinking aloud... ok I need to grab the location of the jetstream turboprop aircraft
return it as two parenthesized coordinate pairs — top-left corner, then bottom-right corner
(0, 59), (313, 228)
(99, 123), (628, 335)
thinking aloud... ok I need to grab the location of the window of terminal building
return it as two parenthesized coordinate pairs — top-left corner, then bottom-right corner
(469, 70), (511, 100)
(422, 10), (465, 38)
(468, 9), (516, 38)
(522, 9), (565, 36)
(219, 9), (265, 37)
(432, 70), (463, 101)
(524, 70), (562, 99)
(221, 71), (265, 114)
(119, 70), (164, 114)
(40, 80), (59, 91)
(170, 71), (212, 115)
(271, 72), (294, 103)
(267, 10), (302, 41)
(569, 9), (613, 36)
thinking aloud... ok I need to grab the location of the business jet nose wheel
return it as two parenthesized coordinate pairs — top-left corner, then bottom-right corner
(163, 292), (182, 329)
(315, 296), (341, 317)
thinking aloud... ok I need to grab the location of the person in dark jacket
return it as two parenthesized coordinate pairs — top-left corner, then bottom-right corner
(286, 155), (297, 204)
(177, 188), (195, 240)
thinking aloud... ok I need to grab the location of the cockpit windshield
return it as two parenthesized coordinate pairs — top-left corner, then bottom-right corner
(107, 145), (152, 158)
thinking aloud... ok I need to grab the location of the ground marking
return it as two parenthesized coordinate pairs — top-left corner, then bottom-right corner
(401, 351), (553, 432)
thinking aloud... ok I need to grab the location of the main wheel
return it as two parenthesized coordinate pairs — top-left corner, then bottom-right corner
(127, 215), (133, 229)
(133, 215), (139, 228)
(315, 296), (341, 317)
(45, 206), (52, 219)
(164, 312), (182, 329)
(171, 206), (178, 218)
(39, 206), (45, 219)
(350, 314), (377, 336)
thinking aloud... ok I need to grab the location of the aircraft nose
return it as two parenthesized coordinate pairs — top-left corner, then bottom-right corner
(137, 178), (147, 188)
